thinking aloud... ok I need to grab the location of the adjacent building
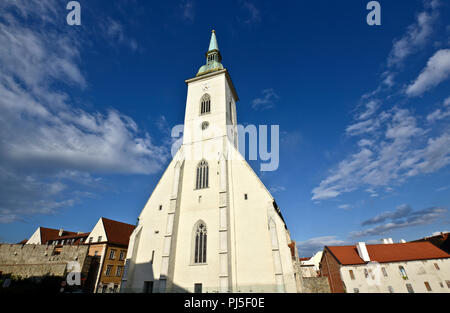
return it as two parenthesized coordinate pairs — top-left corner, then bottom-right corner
(320, 241), (450, 293)
(85, 217), (135, 293)
(19, 217), (134, 293)
(120, 30), (299, 293)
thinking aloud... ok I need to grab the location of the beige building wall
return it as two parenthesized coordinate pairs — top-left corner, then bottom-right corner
(340, 258), (450, 293)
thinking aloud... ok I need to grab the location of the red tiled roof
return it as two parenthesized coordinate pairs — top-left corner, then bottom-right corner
(101, 218), (135, 246)
(299, 257), (310, 262)
(39, 227), (79, 244)
(326, 242), (450, 265)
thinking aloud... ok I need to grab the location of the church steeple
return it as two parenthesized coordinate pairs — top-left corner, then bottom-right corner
(196, 30), (224, 77)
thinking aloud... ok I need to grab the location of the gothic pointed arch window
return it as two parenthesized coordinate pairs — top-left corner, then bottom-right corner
(193, 221), (207, 264)
(196, 160), (209, 189)
(200, 94), (211, 115)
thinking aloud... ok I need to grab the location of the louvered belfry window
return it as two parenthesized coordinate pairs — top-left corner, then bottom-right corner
(200, 94), (211, 115)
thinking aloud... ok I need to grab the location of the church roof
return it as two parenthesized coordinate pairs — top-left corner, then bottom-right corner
(197, 30), (224, 77)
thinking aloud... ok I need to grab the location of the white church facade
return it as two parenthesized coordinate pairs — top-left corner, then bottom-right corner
(120, 31), (300, 293)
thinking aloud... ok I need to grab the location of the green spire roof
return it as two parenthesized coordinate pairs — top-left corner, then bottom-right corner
(208, 30), (219, 51)
(196, 30), (224, 77)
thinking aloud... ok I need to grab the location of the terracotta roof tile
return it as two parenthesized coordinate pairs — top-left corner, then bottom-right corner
(101, 218), (135, 246)
(326, 242), (450, 265)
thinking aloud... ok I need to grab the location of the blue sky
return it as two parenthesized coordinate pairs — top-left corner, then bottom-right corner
(0, 0), (449, 257)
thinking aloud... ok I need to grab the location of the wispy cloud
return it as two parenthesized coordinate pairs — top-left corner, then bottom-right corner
(180, 0), (195, 22)
(350, 205), (446, 238)
(100, 17), (139, 51)
(427, 96), (450, 122)
(388, 0), (440, 68)
(242, 1), (261, 24)
(252, 88), (279, 110)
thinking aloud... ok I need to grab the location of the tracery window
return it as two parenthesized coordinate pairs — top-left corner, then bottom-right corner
(193, 222), (207, 264)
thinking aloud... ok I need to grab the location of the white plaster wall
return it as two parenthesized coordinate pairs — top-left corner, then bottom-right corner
(88, 218), (107, 243)
(26, 227), (42, 244)
(340, 258), (450, 293)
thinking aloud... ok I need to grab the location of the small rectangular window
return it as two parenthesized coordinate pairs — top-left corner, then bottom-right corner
(109, 250), (116, 260)
(194, 283), (203, 293)
(97, 236), (102, 242)
(424, 282), (432, 292)
(88, 237), (93, 243)
(381, 267), (388, 277)
(388, 286), (394, 293)
(105, 265), (113, 276)
(119, 250), (125, 260)
(364, 268), (369, 278)
(143, 281), (154, 293)
(406, 283), (414, 293)
(434, 263), (440, 270)
(116, 266), (123, 277)
(159, 205), (163, 211)
(353, 288), (359, 293)
(349, 270), (355, 280)
(244, 194), (248, 200)
(447, 280), (450, 289)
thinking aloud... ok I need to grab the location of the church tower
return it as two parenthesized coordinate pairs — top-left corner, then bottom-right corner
(120, 31), (300, 293)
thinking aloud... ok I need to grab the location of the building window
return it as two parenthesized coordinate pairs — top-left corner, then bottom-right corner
(439, 282), (444, 288)
(116, 266), (123, 277)
(196, 160), (209, 189)
(424, 282), (432, 292)
(193, 222), (207, 264)
(88, 237), (93, 243)
(119, 250), (125, 260)
(105, 265), (113, 276)
(109, 250), (116, 260)
(143, 281), (154, 293)
(159, 205), (163, 211)
(94, 251), (98, 256)
(446, 280), (450, 289)
(406, 283), (414, 293)
(201, 121), (209, 130)
(244, 194), (248, 200)
(399, 266), (408, 280)
(194, 283), (203, 293)
(200, 94), (211, 115)
(97, 236), (102, 242)
(349, 270), (355, 280)
(364, 268), (369, 278)
(434, 263), (440, 270)
(229, 102), (233, 121)
(353, 288), (359, 293)
(381, 267), (388, 277)
(388, 286), (394, 293)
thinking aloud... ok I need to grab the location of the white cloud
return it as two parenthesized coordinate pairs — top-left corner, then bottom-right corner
(0, 0), (169, 223)
(406, 49), (450, 97)
(297, 236), (348, 257)
(312, 107), (450, 201)
(242, 1), (261, 24)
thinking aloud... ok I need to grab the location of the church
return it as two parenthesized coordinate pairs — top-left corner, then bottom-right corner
(120, 31), (300, 293)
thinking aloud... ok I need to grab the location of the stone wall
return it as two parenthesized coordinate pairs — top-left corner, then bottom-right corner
(302, 277), (331, 293)
(0, 244), (91, 279)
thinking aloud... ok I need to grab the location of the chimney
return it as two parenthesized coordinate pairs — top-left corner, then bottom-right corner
(388, 238), (394, 244)
(381, 238), (394, 244)
(59, 228), (64, 236)
(356, 242), (370, 262)
(400, 239), (406, 243)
